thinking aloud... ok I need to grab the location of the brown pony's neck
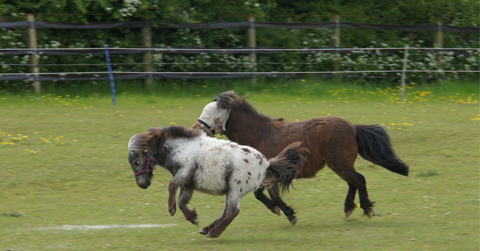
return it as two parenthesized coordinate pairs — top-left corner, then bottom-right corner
(224, 100), (276, 148)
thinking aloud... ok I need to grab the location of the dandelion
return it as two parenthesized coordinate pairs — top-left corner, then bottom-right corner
(73, 140), (78, 142)
(169, 122), (177, 125)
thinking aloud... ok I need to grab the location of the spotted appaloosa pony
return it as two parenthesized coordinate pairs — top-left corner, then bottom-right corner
(192, 91), (409, 224)
(127, 126), (303, 238)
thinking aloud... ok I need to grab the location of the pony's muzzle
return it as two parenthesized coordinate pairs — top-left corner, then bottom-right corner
(137, 182), (150, 189)
(135, 174), (151, 189)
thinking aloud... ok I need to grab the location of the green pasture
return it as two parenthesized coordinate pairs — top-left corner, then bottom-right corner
(1, 80), (479, 250)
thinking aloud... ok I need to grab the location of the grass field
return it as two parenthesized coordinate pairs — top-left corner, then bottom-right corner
(1, 80), (479, 250)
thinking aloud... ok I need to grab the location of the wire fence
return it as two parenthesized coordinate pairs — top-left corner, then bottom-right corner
(1, 17), (478, 94)
(1, 47), (478, 81)
(1, 47), (479, 55)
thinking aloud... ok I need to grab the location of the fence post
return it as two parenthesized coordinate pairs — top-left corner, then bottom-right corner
(401, 45), (409, 102)
(27, 13), (41, 94)
(247, 16), (257, 84)
(332, 15), (341, 72)
(434, 21), (443, 69)
(104, 45), (117, 106)
(142, 20), (153, 87)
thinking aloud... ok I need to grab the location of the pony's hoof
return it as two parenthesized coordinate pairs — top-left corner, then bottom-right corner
(345, 209), (354, 218)
(199, 229), (207, 235)
(169, 208), (176, 216)
(289, 216), (298, 226)
(192, 219), (199, 226)
(273, 206), (281, 216)
(365, 208), (374, 219)
(206, 232), (217, 238)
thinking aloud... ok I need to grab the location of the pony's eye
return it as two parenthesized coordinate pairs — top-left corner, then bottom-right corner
(134, 160), (140, 165)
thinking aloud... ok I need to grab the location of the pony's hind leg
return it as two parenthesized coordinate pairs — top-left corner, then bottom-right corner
(178, 188), (198, 225)
(254, 187), (281, 215)
(331, 167), (374, 218)
(199, 201), (228, 236)
(344, 183), (358, 218)
(267, 188), (297, 225)
(201, 194), (241, 238)
(206, 203), (240, 238)
(353, 171), (375, 218)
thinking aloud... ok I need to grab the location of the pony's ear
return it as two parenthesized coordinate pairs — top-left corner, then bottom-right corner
(242, 91), (251, 101)
(213, 95), (218, 101)
(216, 90), (239, 109)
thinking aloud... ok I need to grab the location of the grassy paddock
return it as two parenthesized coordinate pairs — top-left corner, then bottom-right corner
(0, 80), (478, 250)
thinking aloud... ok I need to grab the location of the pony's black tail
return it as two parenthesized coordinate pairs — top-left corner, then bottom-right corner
(265, 142), (304, 195)
(355, 125), (409, 176)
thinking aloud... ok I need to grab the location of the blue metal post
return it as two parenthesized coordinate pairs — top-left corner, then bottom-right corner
(104, 44), (116, 106)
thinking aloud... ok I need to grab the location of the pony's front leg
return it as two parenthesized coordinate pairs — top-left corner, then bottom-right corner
(167, 181), (178, 216)
(167, 168), (194, 217)
(178, 188), (198, 226)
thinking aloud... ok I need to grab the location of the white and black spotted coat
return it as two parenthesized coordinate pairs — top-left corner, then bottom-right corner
(156, 133), (269, 198)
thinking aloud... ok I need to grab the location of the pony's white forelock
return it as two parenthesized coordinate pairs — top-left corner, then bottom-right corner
(128, 134), (142, 151)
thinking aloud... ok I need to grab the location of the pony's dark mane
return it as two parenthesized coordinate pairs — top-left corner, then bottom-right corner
(156, 126), (204, 140)
(130, 126), (203, 151)
(215, 91), (283, 122)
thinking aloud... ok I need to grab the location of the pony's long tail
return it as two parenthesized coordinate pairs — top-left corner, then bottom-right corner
(355, 125), (409, 176)
(264, 142), (304, 195)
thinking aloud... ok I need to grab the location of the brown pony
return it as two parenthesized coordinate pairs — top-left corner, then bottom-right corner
(192, 91), (409, 225)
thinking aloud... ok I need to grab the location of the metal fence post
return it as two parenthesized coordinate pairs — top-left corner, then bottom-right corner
(401, 45), (409, 102)
(27, 13), (41, 94)
(104, 45), (117, 106)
